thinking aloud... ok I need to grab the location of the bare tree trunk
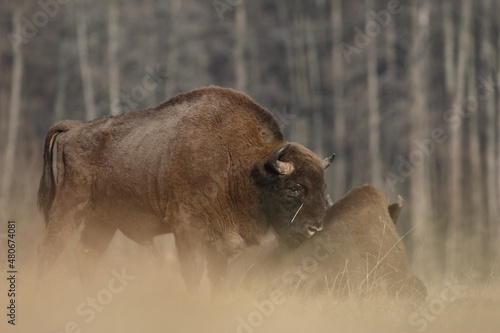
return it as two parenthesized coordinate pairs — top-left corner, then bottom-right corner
(481, 0), (499, 266)
(295, 15), (311, 112)
(366, 0), (382, 187)
(446, 0), (472, 275)
(0, 25), (5, 131)
(408, 0), (436, 279)
(290, 116), (311, 152)
(331, 0), (346, 200)
(234, 1), (247, 92)
(278, 3), (297, 116)
(165, 0), (182, 98)
(306, 13), (323, 158)
(497, 1), (500, 263)
(287, 8), (311, 148)
(466, 41), (484, 273)
(1, 6), (24, 205)
(385, 12), (397, 79)
(54, 46), (69, 122)
(443, 0), (456, 96)
(76, 0), (97, 120)
(54, 13), (71, 122)
(108, 0), (120, 115)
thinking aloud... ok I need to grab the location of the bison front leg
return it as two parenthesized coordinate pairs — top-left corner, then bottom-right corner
(75, 221), (117, 291)
(174, 226), (206, 293)
(205, 243), (228, 294)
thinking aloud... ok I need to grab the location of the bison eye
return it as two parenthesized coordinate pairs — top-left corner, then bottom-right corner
(286, 184), (303, 198)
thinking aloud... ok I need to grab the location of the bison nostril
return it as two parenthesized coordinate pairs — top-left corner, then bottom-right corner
(303, 225), (320, 237)
(316, 221), (324, 231)
(308, 226), (318, 233)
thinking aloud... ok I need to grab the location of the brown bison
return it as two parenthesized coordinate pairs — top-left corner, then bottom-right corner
(229, 185), (426, 300)
(37, 86), (334, 291)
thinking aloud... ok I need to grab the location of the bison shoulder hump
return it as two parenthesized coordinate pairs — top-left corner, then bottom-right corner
(154, 86), (284, 142)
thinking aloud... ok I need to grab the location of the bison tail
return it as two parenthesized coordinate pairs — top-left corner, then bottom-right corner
(37, 120), (82, 226)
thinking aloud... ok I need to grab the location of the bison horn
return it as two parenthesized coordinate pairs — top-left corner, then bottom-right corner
(267, 144), (295, 175)
(323, 153), (335, 169)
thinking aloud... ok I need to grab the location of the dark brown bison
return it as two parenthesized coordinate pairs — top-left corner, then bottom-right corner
(229, 185), (426, 300)
(37, 86), (334, 291)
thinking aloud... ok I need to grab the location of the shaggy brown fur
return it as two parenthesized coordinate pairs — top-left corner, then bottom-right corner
(230, 185), (427, 300)
(37, 86), (334, 291)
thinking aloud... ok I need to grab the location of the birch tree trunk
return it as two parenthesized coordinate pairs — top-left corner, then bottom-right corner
(76, 0), (97, 120)
(54, 13), (71, 122)
(234, 1), (247, 92)
(108, 0), (120, 115)
(384, 12), (397, 79)
(295, 15), (311, 114)
(497, 1), (500, 263)
(290, 11), (311, 148)
(331, 0), (346, 200)
(443, 0), (456, 96)
(279, 3), (296, 115)
(1, 6), (24, 205)
(408, 0), (436, 279)
(366, 0), (382, 187)
(446, 0), (472, 275)
(306, 13), (323, 158)
(480, 0), (499, 266)
(465, 41), (484, 273)
(0, 23), (4, 131)
(165, 0), (182, 98)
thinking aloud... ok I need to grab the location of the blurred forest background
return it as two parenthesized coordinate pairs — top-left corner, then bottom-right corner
(0, 0), (499, 282)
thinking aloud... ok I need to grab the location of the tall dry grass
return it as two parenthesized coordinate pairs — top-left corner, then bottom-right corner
(0, 166), (499, 333)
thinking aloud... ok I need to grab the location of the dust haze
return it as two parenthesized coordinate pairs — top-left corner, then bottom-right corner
(1, 195), (500, 333)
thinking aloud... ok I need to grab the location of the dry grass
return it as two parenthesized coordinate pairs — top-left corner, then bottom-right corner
(1, 174), (499, 333)
(0, 228), (499, 333)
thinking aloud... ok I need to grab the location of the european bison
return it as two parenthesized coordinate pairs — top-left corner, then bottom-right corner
(37, 86), (334, 291)
(230, 185), (426, 300)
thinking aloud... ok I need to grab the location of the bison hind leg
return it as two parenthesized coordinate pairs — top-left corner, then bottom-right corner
(75, 221), (117, 291)
(37, 199), (87, 287)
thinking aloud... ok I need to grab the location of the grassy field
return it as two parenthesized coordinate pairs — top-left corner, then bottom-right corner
(1, 227), (499, 333)
(0, 175), (499, 333)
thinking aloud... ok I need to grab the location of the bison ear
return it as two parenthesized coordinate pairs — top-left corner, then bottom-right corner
(323, 153), (335, 169)
(325, 194), (334, 208)
(388, 195), (404, 225)
(265, 144), (295, 175)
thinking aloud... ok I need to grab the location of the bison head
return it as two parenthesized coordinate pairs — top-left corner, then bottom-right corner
(252, 143), (334, 248)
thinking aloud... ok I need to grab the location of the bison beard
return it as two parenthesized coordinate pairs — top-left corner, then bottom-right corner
(36, 86), (334, 292)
